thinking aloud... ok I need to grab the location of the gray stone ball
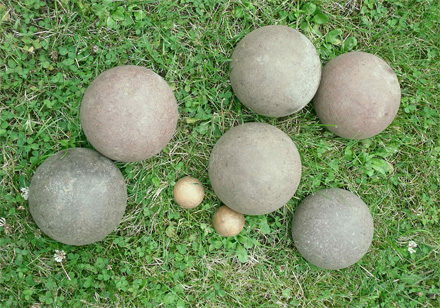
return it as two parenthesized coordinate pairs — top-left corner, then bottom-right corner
(29, 148), (127, 246)
(313, 51), (401, 139)
(291, 188), (374, 270)
(208, 122), (302, 215)
(230, 25), (321, 117)
(80, 65), (178, 162)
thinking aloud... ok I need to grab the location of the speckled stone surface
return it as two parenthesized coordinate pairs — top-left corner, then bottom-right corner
(29, 148), (127, 246)
(313, 51), (401, 139)
(291, 188), (374, 270)
(230, 25), (321, 117)
(80, 65), (178, 162)
(208, 122), (302, 215)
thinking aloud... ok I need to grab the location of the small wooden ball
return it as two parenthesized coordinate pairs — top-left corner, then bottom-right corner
(173, 176), (204, 209)
(212, 206), (245, 237)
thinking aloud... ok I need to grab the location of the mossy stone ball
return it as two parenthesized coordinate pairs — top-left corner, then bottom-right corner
(291, 188), (374, 270)
(80, 65), (178, 162)
(29, 148), (127, 246)
(313, 51), (401, 139)
(208, 122), (302, 215)
(230, 25), (321, 117)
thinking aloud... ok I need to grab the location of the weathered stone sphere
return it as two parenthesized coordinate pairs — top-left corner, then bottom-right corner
(291, 188), (374, 270)
(29, 148), (127, 246)
(208, 122), (302, 215)
(80, 65), (178, 162)
(313, 51), (401, 139)
(230, 25), (321, 117)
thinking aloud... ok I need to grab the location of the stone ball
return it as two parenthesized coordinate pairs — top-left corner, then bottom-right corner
(173, 176), (205, 209)
(80, 65), (178, 162)
(313, 51), (401, 139)
(28, 148), (127, 246)
(208, 122), (302, 215)
(230, 25), (321, 117)
(291, 188), (374, 270)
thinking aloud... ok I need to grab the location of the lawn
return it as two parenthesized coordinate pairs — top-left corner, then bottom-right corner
(1, 0), (439, 307)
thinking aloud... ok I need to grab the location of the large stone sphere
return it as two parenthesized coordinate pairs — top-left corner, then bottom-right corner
(208, 122), (302, 215)
(313, 51), (401, 139)
(29, 148), (127, 246)
(230, 25), (321, 117)
(291, 188), (374, 270)
(80, 65), (178, 162)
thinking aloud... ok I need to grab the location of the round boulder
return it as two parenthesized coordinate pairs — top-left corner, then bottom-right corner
(29, 148), (127, 246)
(313, 51), (401, 139)
(208, 122), (302, 215)
(291, 188), (374, 270)
(230, 25), (321, 117)
(80, 65), (178, 162)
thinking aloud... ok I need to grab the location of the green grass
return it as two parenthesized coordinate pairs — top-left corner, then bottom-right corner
(1, 0), (439, 307)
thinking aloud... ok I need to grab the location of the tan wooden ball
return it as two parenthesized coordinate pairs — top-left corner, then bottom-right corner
(212, 206), (245, 237)
(173, 176), (204, 209)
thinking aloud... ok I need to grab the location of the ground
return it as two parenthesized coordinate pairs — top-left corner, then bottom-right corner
(0, 0), (439, 307)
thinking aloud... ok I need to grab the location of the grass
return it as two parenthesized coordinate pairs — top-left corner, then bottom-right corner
(0, 0), (439, 307)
